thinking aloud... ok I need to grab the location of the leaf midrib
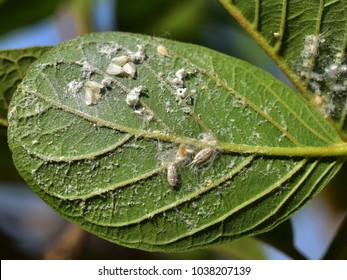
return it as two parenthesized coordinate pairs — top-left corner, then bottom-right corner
(22, 82), (347, 159)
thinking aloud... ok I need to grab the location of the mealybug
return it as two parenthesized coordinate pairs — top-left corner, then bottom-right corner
(112, 55), (129, 66)
(84, 80), (103, 105)
(167, 163), (178, 187)
(126, 86), (143, 107)
(157, 45), (169, 57)
(175, 68), (188, 80)
(106, 63), (124, 76)
(123, 62), (137, 78)
(190, 147), (214, 165)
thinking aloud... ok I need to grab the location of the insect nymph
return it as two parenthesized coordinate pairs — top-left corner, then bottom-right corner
(167, 163), (178, 188)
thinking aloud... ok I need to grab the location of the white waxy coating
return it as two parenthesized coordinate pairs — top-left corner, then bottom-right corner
(123, 62), (136, 78)
(157, 45), (169, 56)
(112, 55), (129, 66)
(129, 44), (146, 63)
(134, 108), (153, 121)
(126, 86), (143, 106)
(101, 77), (113, 88)
(191, 147), (214, 165)
(68, 80), (83, 94)
(175, 68), (188, 79)
(167, 163), (178, 187)
(171, 77), (184, 89)
(106, 63), (124, 76)
(175, 88), (188, 98)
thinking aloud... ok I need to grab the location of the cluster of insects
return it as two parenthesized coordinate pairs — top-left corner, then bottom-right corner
(170, 68), (191, 102)
(166, 142), (216, 189)
(298, 34), (347, 117)
(105, 44), (146, 78)
(77, 44), (156, 121)
(70, 41), (218, 189)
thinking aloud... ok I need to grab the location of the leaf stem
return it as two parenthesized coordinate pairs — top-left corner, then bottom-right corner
(32, 85), (347, 158)
(218, 142), (347, 158)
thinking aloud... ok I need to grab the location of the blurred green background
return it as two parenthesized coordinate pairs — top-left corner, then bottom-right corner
(1, 0), (346, 260)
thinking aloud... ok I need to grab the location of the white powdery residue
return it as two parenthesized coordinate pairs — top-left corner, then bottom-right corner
(171, 77), (184, 89)
(174, 208), (198, 231)
(169, 68), (193, 102)
(175, 68), (188, 80)
(301, 35), (321, 59)
(340, 64), (347, 73)
(134, 108), (154, 122)
(322, 100), (336, 117)
(309, 81), (321, 94)
(165, 101), (172, 113)
(251, 131), (261, 140)
(76, 60), (96, 78)
(129, 44), (146, 64)
(126, 86), (143, 106)
(181, 107), (191, 114)
(325, 63), (347, 79)
(310, 72), (323, 81)
(98, 43), (121, 58)
(299, 34), (325, 79)
(175, 88), (188, 98)
(200, 132), (217, 144)
(35, 102), (45, 114)
(68, 80), (84, 94)
(333, 84), (346, 92)
(277, 133), (287, 143)
(324, 63), (339, 79)
(101, 76), (113, 88)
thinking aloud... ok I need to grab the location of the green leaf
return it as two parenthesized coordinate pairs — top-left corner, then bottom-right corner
(7, 32), (346, 252)
(219, 0), (347, 138)
(0, 47), (52, 127)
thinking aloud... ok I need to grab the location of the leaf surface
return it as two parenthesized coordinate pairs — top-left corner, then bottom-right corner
(8, 32), (346, 251)
(219, 0), (347, 138)
(0, 47), (51, 127)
